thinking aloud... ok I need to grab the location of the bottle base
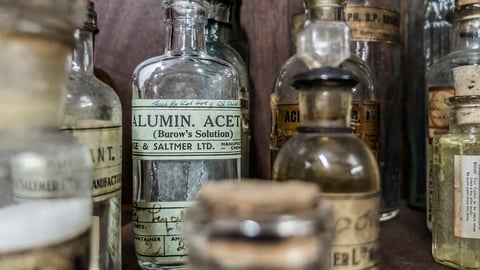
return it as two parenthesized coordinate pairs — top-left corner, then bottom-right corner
(379, 208), (399, 222)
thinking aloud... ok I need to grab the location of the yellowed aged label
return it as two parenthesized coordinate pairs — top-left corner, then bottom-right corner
(67, 126), (122, 202)
(132, 201), (193, 265)
(345, 6), (400, 44)
(323, 192), (380, 269)
(428, 88), (454, 139)
(271, 102), (300, 149)
(351, 101), (379, 154)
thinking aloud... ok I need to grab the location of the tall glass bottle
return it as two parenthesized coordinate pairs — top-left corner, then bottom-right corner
(131, 0), (241, 268)
(61, 1), (122, 270)
(345, 0), (401, 221)
(0, 0), (93, 269)
(206, 0), (250, 177)
(426, 0), (480, 230)
(273, 67), (380, 270)
(270, 0), (377, 166)
(228, 0), (250, 66)
(432, 67), (480, 268)
(405, 0), (454, 212)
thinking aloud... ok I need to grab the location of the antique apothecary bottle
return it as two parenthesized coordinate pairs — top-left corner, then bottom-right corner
(426, 0), (480, 230)
(270, 0), (376, 169)
(345, 0), (401, 221)
(185, 180), (334, 270)
(405, 0), (454, 211)
(273, 67), (380, 269)
(131, 0), (241, 268)
(61, 1), (123, 269)
(0, 0), (93, 269)
(206, 0), (251, 177)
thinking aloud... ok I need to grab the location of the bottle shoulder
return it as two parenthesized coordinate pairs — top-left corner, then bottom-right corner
(272, 55), (308, 100)
(132, 52), (239, 100)
(427, 50), (480, 88)
(207, 41), (249, 86)
(273, 132), (380, 193)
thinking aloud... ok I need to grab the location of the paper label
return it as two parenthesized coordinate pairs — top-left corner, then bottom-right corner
(323, 192), (380, 269)
(65, 126), (122, 202)
(132, 201), (193, 265)
(454, 156), (480, 239)
(351, 101), (379, 154)
(132, 99), (241, 160)
(345, 6), (401, 44)
(271, 102), (300, 149)
(428, 88), (454, 138)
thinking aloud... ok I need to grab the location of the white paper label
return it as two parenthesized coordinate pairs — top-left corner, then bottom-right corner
(454, 155), (480, 239)
(323, 192), (380, 270)
(132, 99), (241, 160)
(132, 201), (193, 265)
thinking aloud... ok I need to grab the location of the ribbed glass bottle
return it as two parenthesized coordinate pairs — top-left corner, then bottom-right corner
(0, 1), (92, 269)
(270, 0), (377, 168)
(206, 0), (251, 177)
(273, 67), (380, 270)
(131, 0), (241, 269)
(61, 1), (123, 269)
(405, 0), (454, 213)
(345, 0), (402, 221)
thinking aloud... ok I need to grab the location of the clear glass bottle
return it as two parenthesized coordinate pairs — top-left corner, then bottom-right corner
(184, 180), (334, 270)
(426, 0), (480, 230)
(432, 93), (480, 269)
(0, 1), (93, 269)
(206, 0), (251, 177)
(405, 0), (454, 212)
(270, 0), (377, 167)
(61, 1), (123, 270)
(273, 67), (381, 270)
(131, 0), (241, 268)
(345, 0), (402, 221)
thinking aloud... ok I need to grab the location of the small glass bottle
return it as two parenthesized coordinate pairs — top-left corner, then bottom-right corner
(405, 0), (454, 212)
(0, 1), (93, 269)
(273, 67), (381, 270)
(184, 180), (334, 270)
(432, 63), (480, 268)
(131, 0), (241, 268)
(345, 0), (402, 221)
(61, 1), (123, 270)
(270, 0), (377, 167)
(426, 0), (480, 230)
(206, 0), (251, 177)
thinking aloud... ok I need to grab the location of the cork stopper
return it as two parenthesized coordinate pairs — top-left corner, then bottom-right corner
(197, 180), (321, 219)
(453, 65), (480, 96)
(457, 0), (480, 6)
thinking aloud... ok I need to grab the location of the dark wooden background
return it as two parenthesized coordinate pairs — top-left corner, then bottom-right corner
(93, 0), (409, 205)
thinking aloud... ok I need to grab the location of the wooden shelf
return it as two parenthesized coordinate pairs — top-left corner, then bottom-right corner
(121, 200), (452, 269)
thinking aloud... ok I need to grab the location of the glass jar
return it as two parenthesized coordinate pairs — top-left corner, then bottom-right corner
(184, 180), (333, 270)
(0, 1), (92, 269)
(432, 93), (480, 269)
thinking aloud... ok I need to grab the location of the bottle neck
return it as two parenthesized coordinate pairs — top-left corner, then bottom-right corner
(451, 6), (480, 50)
(449, 96), (480, 133)
(206, 20), (231, 43)
(305, 5), (344, 22)
(299, 89), (352, 128)
(71, 29), (94, 74)
(164, 3), (208, 54)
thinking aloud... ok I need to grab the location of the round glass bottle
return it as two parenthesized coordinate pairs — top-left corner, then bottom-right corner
(432, 94), (480, 269)
(273, 67), (380, 270)
(0, 1), (93, 269)
(61, 1), (123, 269)
(184, 180), (333, 270)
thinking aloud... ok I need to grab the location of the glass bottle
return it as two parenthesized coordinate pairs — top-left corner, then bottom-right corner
(405, 0), (454, 212)
(131, 0), (241, 268)
(228, 0), (250, 66)
(206, 0), (251, 177)
(345, 0), (402, 221)
(432, 83), (480, 268)
(273, 67), (381, 270)
(61, 1), (123, 270)
(270, 0), (377, 167)
(184, 180), (334, 270)
(0, 1), (92, 269)
(426, 0), (480, 230)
